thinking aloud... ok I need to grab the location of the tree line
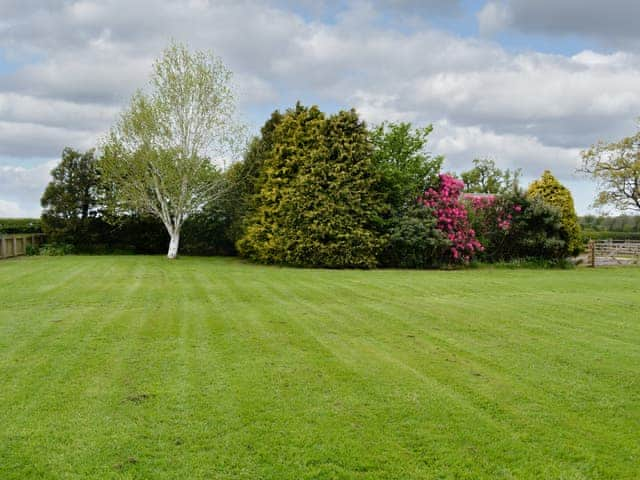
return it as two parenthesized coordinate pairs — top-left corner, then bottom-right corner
(38, 42), (638, 265)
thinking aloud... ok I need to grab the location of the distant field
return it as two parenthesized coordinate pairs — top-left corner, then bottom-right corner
(1, 256), (639, 479)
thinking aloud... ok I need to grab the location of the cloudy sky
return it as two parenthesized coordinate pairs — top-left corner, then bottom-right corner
(1, 0), (640, 217)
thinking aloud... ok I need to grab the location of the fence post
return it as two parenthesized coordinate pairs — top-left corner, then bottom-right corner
(588, 239), (595, 268)
(0, 236), (4, 259)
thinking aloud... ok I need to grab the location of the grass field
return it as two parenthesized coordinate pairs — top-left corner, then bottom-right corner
(1, 256), (639, 479)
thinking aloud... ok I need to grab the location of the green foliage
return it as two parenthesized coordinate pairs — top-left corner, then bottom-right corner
(580, 213), (640, 242)
(510, 195), (569, 259)
(0, 218), (41, 234)
(370, 122), (442, 213)
(238, 103), (385, 268)
(579, 214), (640, 232)
(527, 170), (582, 256)
(580, 128), (640, 212)
(100, 41), (243, 258)
(379, 205), (449, 268)
(461, 158), (521, 194)
(39, 209), (232, 256)
(180, 210), (235, 256)
(468, 192), (569, 262)
(38, 243), (75, 256)
(34, 143), (239, 256)
(97, 215), (168, 254)
(40, 148), (101, 245)
(25, 244), (40, 256)
(581, 230), (640, 242)
(221, 111), (283, 245)
(78, 214), (234, 256)
(475, 257), (575, 269)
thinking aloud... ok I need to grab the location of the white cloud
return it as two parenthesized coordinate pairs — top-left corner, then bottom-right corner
(0, 161), (56, 217)
(0, 121), (98, 157)
(431, 121), (582, 178)
(476, 0), (640, 47)
(0, 93), (119, 130)
(0, 199), (24, 217)
(477, 1), (510, 37)
(1, 0), (639, 216)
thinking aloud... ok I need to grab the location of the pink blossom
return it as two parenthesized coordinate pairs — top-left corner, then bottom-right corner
(419, 174), (483, 264)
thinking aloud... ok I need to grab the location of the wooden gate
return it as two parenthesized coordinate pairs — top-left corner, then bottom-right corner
(587, 240), (640, 267)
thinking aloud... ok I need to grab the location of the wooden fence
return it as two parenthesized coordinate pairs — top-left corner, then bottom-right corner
(587, 239), (640, 267)
(0, 234), (45, 260)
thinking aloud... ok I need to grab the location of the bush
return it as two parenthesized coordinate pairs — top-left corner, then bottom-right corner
(379, 205), (449, 268)
(419, 174), (482, 263)
(222, 111), (284, 247)
(239, 104), (385, 268)
(580, 215), (640, 233)
(466, 193), (520, 261)
(515, 197), (570, 259)
(107, 216), (168, 254)
(582, 230), (640, 242)
(527, 170), (582, 256)
(25, 244), (40, 256)
(0, 218), (42, 234)
(37, 211), (235, 256)
(474, 257), (575, 269)
(39, 244), (75, 256)
(466, 192), (568, 261)
(52, 216), (167, 254)
(181, 210), (235, 256)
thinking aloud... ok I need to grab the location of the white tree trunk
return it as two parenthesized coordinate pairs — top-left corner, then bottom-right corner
(167, 230), (180, 259)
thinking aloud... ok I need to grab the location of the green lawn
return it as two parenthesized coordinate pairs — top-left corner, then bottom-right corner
(1, 256), (639, 479)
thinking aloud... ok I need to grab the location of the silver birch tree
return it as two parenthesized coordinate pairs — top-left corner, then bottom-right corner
(101, 42), (244, 258)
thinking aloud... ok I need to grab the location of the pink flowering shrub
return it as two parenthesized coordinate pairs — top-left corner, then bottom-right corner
(463, 191), (567, 261)
(464, 193), (520, 259)
(464, 193), (518, 237)
(419, 174), (482, 263)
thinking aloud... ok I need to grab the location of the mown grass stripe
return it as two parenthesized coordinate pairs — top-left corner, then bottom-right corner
(0, 256), (639, 479)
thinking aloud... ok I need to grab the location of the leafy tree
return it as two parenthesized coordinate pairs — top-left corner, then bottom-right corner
(370, 122), (442, 213)
(238, 103), (385, 268)
(527, 170), (582, 256)
(580, 128), (640, 212)
(461, 158), (521, 194)
(41, 148), (100, 244)
(221, 110), (283, 245)
(100, 42), (243, 259)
